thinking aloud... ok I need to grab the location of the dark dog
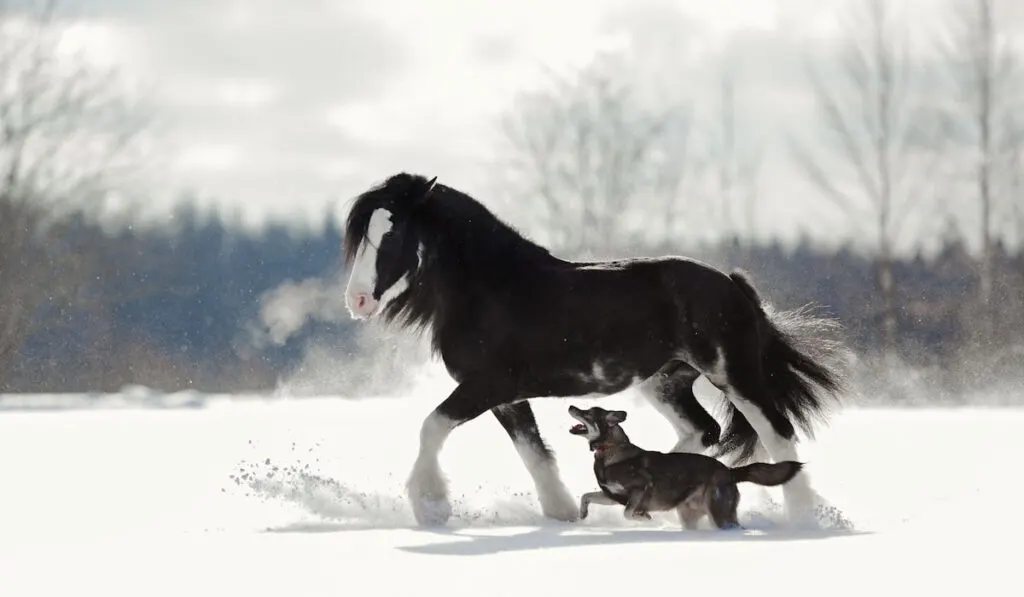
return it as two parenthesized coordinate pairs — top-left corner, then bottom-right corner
(568, 404), (804, 530)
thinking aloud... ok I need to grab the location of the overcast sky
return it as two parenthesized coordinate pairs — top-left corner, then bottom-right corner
(22, 0), (1024, 254)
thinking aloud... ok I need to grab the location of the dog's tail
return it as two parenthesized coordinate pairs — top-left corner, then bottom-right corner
(715, 269), (852, 464)
(729, 461), (804, 487)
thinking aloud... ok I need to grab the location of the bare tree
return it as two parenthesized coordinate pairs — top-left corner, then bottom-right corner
(497, 52), (697, 256)
(938, 0), (1024, 342)
(1015, 166), (1024, 249)
(790, 0), (941, 353)
(647, 99), (703, 251)
(707, 55), (764, 249)
(0, 1), (151, 388)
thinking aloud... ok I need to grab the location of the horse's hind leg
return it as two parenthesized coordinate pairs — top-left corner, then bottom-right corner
(706, 344), (818, 523)
(493, 402), (578, 522)
(640, 361), (721, 454)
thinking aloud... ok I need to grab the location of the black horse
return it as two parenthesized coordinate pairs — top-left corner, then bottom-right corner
(341, 172), (850, 527)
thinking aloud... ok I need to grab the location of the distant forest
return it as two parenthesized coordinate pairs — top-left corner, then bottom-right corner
(5, 200), (1020, 405)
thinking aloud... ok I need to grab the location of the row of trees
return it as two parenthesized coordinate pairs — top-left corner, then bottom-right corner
(494, 0), (1024, 362)
(2, 198), (1019, 402)
(4, 202), (351, 393)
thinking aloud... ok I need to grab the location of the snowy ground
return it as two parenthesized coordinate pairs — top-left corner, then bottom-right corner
(0, 380), (1017, 596)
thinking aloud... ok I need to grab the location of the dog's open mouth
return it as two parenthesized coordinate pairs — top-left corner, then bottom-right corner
(569, 423), (587, 435)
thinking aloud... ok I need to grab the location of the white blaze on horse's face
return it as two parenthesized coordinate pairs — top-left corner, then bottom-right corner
(345, 208), (396, 319)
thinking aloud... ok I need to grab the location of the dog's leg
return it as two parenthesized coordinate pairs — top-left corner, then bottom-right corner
(676, 489), (709, 530)
(676, 504), (704, 530)
(708, 483), (744, 530)
(579, 491), (618, 519)
(493, 402), (578, 522)
(640, 362), (720, 454)
(623, 486), (654, 521)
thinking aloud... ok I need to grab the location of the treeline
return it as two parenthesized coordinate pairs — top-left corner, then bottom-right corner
(6, 204), (353, 393)
(4, 203), (1019, 402)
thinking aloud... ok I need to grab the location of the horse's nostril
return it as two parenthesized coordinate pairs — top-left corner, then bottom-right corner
(356, 294), (367, 309)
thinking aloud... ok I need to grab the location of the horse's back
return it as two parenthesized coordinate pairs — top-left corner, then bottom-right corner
(555, 255), (742, 310)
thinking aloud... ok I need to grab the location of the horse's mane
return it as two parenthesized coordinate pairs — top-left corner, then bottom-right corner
(341, 175), (425, 265)
(420, 182), (555, 273)
(342, 172), (559, 337)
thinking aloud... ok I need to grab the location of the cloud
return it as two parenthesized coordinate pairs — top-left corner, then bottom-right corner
(25, 0), (415, 218)
(21, 0), (668, 223)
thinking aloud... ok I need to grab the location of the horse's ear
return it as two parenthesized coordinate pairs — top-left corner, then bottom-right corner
(417, 176), (438, 204)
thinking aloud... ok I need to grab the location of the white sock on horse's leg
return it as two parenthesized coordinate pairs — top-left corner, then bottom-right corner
(406, 411), (457, 526)
(725, 395), (818, 522)
(639, 376), (708, 454)
(513, 437), (578, 522)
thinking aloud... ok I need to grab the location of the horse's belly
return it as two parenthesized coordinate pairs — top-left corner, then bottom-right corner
(519, 369), (643, 397)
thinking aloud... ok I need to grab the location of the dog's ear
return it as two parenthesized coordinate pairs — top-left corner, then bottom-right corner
(605, 410), (627, 425)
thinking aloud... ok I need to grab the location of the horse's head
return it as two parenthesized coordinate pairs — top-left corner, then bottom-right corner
(342, 173), (437, 320)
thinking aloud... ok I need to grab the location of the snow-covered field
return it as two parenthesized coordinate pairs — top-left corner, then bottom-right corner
(0, 379), (1017, 596)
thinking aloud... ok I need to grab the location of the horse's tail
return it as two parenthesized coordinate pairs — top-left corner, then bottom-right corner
(714, 269), (851, 464)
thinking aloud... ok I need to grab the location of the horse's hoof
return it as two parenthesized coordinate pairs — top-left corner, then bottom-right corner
(547, 510), (580, 523)
(407, 459), (451, 526)
(411, 497), (453, 526)
(541, 496), (581, 523)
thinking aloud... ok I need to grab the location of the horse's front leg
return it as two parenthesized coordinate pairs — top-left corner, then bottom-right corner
(406, 377), (513, 527)
(493, 401), (578, 522)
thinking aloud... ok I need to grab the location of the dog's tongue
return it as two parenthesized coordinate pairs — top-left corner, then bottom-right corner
(570, 424), (586, 433)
